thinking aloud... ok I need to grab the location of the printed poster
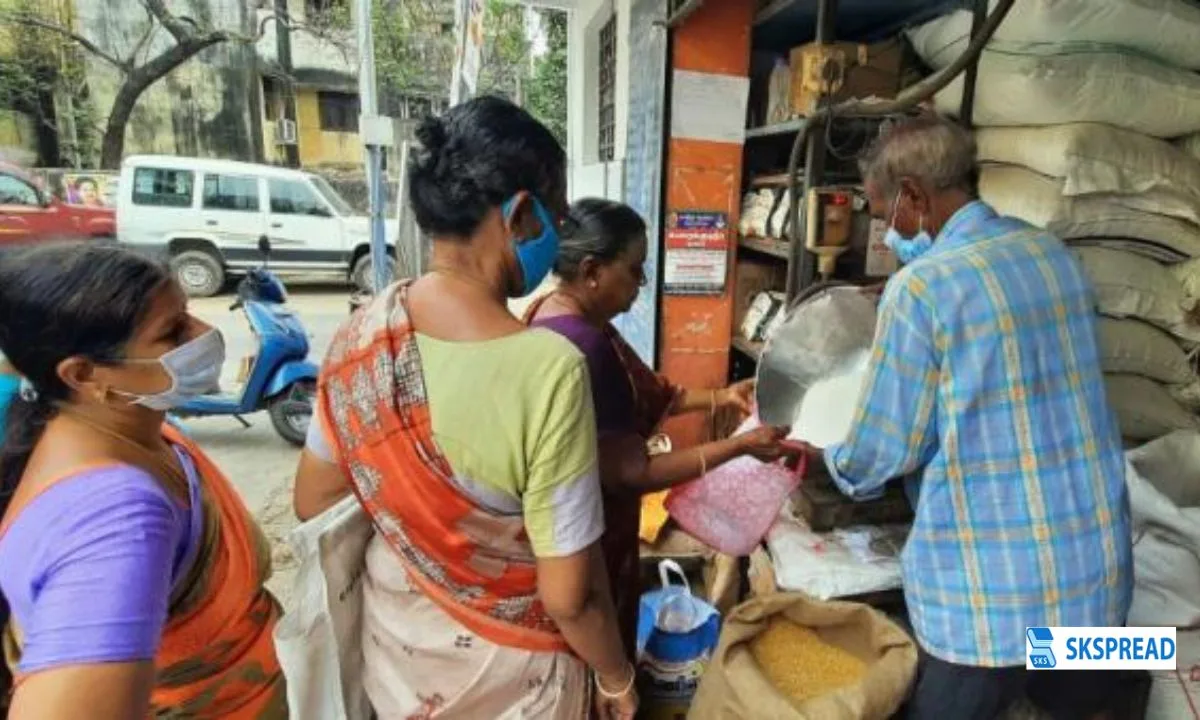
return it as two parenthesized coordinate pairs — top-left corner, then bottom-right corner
(664, 210), (729, 295)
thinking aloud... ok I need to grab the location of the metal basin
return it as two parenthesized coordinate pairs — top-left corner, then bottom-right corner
(755, 284), (878, 443)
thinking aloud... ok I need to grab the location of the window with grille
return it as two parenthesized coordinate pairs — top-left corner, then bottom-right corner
(598, 14), (617, 162)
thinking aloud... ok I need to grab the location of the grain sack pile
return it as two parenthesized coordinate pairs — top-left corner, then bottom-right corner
(909, 0), (1200, 442)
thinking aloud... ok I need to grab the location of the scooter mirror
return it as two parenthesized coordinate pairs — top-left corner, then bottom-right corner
(257, 235), (272, 258)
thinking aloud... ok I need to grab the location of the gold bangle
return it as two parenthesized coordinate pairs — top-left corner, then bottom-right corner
(698, 448), (707, 478)
(595, 664), (637, 699)
(710, 389), (717, 416)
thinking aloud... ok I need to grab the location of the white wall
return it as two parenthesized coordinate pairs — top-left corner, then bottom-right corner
(565, 0), (631, 202)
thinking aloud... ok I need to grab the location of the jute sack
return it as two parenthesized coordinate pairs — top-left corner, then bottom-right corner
(688, 593), (916, 720)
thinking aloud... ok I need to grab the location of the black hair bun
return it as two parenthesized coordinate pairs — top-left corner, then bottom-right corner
(415, 116), (448, 155)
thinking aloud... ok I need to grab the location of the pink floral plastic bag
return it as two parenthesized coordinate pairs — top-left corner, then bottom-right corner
(665, 416), (803, 556)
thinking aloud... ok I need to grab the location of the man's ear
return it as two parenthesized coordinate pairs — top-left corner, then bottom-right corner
(899, 177), (930, 217)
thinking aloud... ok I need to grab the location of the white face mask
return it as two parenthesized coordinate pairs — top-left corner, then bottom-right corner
(113, 329), (225, 410)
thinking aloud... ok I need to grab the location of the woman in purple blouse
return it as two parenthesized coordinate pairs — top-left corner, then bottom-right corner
(524, 198), (793, 653)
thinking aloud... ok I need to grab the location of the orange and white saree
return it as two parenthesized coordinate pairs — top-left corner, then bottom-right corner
(313, 283), (595, 719)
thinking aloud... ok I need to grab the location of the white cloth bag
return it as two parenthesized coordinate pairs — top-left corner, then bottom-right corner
(273, 495), (374, 720)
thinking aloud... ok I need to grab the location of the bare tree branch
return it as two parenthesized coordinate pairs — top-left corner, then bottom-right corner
(140, 0), (198, 45)
(127, 0), (159, 66)
(0, 12), (128, 71)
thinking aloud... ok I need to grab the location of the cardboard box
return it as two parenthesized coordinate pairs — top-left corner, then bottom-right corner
(790, 39), (906, 116)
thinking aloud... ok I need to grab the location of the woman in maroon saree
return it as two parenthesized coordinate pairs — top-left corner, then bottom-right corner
(524, 198), (792, 653)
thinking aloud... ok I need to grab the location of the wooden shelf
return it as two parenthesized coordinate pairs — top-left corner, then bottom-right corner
(732, 335), (764, 361)
(739, 235), (790, 260)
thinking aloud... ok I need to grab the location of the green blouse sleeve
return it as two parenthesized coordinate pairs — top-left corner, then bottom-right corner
(520, 358), (604, 558)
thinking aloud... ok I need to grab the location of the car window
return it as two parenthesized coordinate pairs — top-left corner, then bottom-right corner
(0, 174), (42, 207)
(269, 179), (330, 216)
(132, 167), (194, 207)
(202, 174), (260, 212)
(309, 175), (354, 217)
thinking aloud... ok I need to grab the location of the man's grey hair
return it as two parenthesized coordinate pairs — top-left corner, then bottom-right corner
(859, 115), (979, 199)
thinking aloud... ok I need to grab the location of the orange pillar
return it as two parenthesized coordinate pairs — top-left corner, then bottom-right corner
(660, 0), (754, 449)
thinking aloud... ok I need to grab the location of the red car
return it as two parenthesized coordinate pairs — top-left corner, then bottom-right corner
(0, 162), (115, 245)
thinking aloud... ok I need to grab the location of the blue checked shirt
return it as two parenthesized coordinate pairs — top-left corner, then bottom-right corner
(825, 201), (1132, 667)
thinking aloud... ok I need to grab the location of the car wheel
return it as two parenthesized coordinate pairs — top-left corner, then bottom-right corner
(351, 253), (396, 294)
(171, 249), (226, 298)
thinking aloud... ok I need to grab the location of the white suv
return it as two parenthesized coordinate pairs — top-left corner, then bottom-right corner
(117, 155), (398, 297)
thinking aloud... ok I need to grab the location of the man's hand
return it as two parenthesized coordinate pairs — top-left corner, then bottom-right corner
(780, 438), (821, 473)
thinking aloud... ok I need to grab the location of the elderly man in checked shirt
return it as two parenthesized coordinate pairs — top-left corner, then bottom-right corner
(800, 116), (1133, 719)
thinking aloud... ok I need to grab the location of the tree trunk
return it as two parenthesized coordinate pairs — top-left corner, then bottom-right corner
(99, 85), (139, 169)
(98, 36), (227, 169)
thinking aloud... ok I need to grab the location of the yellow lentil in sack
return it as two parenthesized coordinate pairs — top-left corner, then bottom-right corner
(749, 618), (867, 703)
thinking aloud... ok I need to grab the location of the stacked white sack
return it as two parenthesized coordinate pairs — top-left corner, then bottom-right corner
(907, 0), (1200, 137)
(908, 0), (1200, 439)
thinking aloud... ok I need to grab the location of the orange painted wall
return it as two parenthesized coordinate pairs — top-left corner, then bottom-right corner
(660, 0), (754, 449)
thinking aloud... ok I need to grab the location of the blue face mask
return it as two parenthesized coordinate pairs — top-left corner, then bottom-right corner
(503, 195), (561, 296)
(884, 189), (933, 264)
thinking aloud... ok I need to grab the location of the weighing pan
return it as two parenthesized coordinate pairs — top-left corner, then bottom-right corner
(755, 283), (879, 444)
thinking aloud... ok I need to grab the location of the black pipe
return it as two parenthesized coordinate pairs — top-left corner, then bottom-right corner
(959, 0), (991, 127)
(786, 0), (838, 296)
(784, 0), (1018, 300)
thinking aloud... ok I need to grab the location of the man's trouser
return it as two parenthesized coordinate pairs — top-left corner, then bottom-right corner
(907, 649), (1118, 720)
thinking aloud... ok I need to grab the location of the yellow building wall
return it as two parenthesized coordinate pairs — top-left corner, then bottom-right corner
(262, 89), (362, 168)
(297, 89), (362, 168)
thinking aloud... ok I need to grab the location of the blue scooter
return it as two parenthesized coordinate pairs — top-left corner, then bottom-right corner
(173, 237), (319, 446)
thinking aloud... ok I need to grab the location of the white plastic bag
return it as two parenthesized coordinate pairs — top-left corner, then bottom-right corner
(273, 495), (374, 720)
(1146, 630), (1200, 720)
(766, 512), (906, 600)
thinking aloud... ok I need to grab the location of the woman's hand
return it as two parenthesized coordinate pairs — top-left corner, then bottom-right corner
(734, 424), (792, 462)
(718, 379), (756, 416)
(594, 666), (639, 720)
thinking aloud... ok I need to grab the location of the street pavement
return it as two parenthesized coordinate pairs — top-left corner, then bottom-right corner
(185, 281), (349, 601)
(186, 279), (543, 603)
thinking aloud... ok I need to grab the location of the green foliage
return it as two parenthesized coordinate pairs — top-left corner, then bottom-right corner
(372, 0), (456, 114)
(0, 0), (98, 163)
(525, 9), (566, 144)
(475, 0), (529, 101)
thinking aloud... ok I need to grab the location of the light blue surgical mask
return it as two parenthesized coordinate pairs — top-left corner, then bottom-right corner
(883, 189), (933, 264)
(112, 329), (225, 410)
(503, 195), (562, 296)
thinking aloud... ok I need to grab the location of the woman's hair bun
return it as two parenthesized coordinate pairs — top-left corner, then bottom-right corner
(414, 115), (448, 155)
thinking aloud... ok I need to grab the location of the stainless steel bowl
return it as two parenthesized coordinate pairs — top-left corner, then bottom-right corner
(755, 284), (878, 439)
